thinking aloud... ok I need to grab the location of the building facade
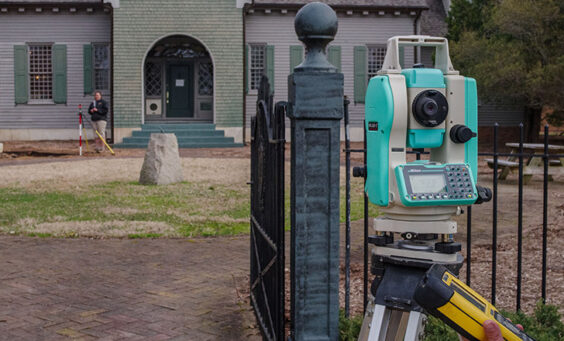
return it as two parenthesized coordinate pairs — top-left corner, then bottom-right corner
(0, 0), (111, 140)
(244, 0), (429, 141)
(1, 0), (454, 145)
(112, 0), (244, 144)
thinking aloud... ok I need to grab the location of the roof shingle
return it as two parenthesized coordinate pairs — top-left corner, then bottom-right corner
(250, 0), (428, 9)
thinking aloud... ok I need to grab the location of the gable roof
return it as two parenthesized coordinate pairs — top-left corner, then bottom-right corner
(249, 0), (428, 9)
(420, 0), (447, 36)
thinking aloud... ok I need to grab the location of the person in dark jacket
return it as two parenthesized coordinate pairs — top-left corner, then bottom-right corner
(88, 91), (109, 152)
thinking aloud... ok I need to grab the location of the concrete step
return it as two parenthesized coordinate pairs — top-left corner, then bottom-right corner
(114, 123), (242, 149)
(114, 142), (244, 149)
(141, 123), (216, 131)
(131, 130), (224, 137)
(122, 136), (234, 144)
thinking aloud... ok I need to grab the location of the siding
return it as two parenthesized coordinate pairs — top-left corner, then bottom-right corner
(112, 0), (244, 128)
(0, 10), (111, 129)
(245, 11), (417, 128)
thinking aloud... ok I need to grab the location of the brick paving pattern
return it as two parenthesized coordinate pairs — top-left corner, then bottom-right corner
(0, 236), (261, 340)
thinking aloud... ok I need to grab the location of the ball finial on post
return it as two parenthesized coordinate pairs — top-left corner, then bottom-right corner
(294, 2), (338, 72)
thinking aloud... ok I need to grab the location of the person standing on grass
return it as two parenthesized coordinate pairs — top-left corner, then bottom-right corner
(88, 91), (109, 153)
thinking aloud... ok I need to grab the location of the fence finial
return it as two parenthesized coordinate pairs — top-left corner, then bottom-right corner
(294, 2), (338, 72)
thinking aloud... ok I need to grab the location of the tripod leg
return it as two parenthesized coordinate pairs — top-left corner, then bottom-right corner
(403, 311), (425, 341)
(386, 310), (409, 341)
(359, 304), (389, 341)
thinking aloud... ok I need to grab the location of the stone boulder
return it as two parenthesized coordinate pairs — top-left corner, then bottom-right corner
(0, 142), (3, 154)
(139, 133), (183, 185)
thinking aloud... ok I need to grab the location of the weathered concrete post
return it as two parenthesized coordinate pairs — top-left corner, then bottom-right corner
(288, 3), (343, 340)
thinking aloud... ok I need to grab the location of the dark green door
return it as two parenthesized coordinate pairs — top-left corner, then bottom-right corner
(166, 64), (194, 118)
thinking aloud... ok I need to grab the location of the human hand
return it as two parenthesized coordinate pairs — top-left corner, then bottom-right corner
(93, 107), (98, 112)
(460, 320), (523, 341)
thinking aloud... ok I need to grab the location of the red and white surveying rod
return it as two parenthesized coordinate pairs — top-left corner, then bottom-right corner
(78, 104), (83, 156)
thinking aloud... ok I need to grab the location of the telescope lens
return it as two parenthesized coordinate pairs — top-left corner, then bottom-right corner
(423, 100), (438, 116)
(412, 90), (448, 127)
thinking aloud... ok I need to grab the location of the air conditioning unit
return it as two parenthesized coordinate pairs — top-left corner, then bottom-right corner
(146, 99), (162, 116)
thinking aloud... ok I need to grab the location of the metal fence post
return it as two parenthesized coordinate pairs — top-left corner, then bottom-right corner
(542, 124), (549, 302)
(517, 123), (524, 311)
(492, 123), (499, 305)
(287, 3), (344, 340)
(344, 97), (351, 318)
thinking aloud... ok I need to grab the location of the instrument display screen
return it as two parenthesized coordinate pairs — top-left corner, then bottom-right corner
(409, 174), (447, 194)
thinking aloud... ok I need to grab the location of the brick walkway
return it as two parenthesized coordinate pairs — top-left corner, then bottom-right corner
(0, 236), (261, 340)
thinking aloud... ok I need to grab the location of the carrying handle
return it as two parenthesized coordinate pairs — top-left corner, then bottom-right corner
(379, 35), (459, 75)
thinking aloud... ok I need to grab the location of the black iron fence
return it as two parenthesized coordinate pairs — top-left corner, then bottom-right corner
(344, 121), (561, 316)
(250, 76), (286, 341)
(470, 124), (561, 309)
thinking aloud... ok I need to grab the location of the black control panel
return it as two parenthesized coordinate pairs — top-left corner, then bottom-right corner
(397, 163), (477, 205)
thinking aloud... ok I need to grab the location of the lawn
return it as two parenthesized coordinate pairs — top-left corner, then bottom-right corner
(0, 158), (376, 238)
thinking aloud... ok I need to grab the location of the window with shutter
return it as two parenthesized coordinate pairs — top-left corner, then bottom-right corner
(328, 46), (341, 72)
(83, 44), (93, 95)
(353, 46), (367, 103)
(248, 44), (274, 93)
(265, 45), (274, 93)
(52, 44), (67, 104)
(290, 45), (303, 72)
(14, 45), (29, 104)
(28, 44), (53, 102)
(245, 45), (249, 94)
(367, 45), (387, 81)
(93, 44), (110, 91)
(249, 44), (265, 91)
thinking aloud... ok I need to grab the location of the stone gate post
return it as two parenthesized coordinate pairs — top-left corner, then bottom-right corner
(287, 3), (344, 340)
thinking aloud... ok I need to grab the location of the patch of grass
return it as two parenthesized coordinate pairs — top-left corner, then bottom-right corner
(1, 175), (377, 238)
(127, 233), (163, 239)
(338, 302), (563, 341)
(424, 301), (564, 341)
(501, 301), (564, 341)
(178, 221), (250, 237)
(26, 232), (53, 238)
(0, 181), (249, 238)
(339, 310), (363, 341)
(423, 316), (459, 341)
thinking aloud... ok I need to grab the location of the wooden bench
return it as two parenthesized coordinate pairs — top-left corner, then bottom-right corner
(485, 158), (533, 183)
(485, 157), (562, 184)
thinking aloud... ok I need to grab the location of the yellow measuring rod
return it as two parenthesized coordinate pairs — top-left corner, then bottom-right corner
(94, 130), (115, 155)
(414, 264), (535, 341)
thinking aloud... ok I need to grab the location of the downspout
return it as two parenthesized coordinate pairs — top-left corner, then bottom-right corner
(109, 2), (115, 144)
(242, 5), (247, 144)
(413, 10), (422, 64)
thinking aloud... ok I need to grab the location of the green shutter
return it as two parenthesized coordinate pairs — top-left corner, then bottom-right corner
(289, 45), (303, 72)
(399, 46), (405, 69)
(245, 45), (249, 94)
(52, 44), (67, 104)
(354, 46), (367, 103)
(14, 45), (28, 104)
(265, 45), (274, 94)
(83, 44), (93, 95)
(328, 46), (341, 72)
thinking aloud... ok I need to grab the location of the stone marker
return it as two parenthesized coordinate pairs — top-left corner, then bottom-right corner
(0, 143), (3, 154)
(139, 133), (183, 185)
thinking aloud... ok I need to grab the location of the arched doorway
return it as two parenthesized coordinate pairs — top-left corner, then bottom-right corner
(144, 35), (213, 122)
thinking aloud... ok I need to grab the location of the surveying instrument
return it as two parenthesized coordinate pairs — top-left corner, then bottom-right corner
(356, 36), (533, 341)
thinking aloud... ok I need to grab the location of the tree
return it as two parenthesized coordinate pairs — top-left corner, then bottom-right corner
(446, 0), (492, 41)
(448, 0), (564, 140)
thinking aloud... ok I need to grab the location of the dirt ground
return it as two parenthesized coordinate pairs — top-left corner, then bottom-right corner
(1, 141), (563, 317)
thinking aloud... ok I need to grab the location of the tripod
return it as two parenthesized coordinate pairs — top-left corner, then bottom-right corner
(358, 225), (464, 341)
